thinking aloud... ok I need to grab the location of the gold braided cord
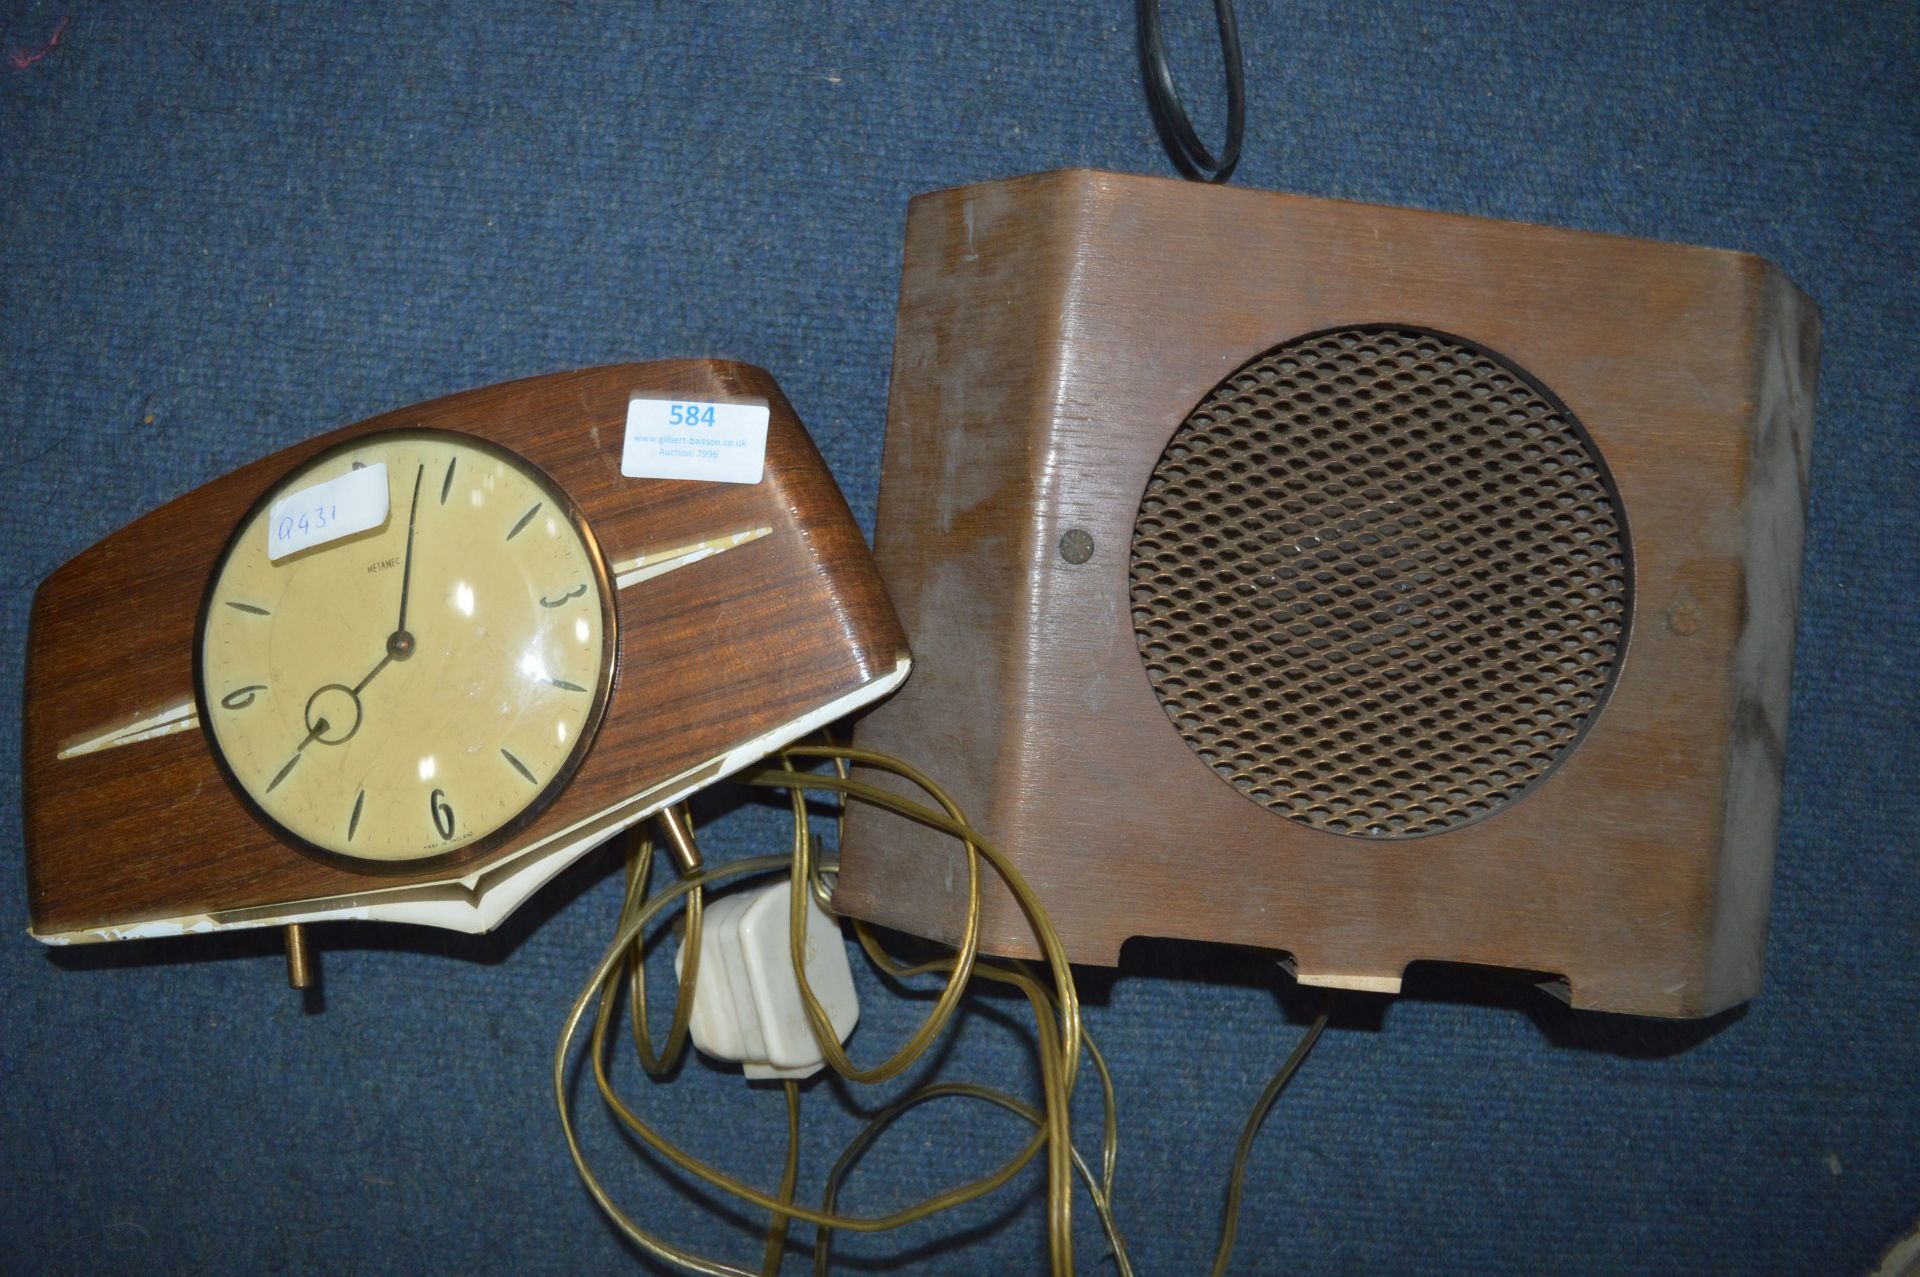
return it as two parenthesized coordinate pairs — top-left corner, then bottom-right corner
(554, 742), (1325, 1275)
(763, 1080), (801, 1276)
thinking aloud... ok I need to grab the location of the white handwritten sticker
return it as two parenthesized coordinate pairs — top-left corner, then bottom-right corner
(621, 397), (769, 485)
(267, 462), (390, 561)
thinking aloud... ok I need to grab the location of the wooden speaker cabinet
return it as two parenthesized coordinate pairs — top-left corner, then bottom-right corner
(835, 170), (1818, 1018)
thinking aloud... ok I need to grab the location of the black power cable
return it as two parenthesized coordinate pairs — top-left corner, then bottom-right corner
(1138, 0), (1246, 183)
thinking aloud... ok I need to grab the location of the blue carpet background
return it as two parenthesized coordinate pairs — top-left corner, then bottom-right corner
(3, 3), (1915, 1273)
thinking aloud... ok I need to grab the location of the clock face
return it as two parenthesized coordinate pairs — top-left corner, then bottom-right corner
(196, 429), (615, 866)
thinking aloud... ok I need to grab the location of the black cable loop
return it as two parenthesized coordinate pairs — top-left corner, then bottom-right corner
(1138, 0), (1246, 183)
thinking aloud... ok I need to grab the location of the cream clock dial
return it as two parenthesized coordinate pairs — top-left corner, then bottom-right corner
(196, 429), (614, 865)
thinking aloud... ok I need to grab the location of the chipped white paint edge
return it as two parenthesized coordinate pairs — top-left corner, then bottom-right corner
(39, 908), (376, 945)
(612, 526), (771, 590)
(34, 655), (910, 946)
(56, 700), (200, 760)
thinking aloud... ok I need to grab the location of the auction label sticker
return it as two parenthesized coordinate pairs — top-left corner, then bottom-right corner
(267, 462), (390, 561)
(621, 396), (769, 485)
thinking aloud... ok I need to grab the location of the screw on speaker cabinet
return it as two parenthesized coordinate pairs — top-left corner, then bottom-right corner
(834, 170), (1818, 1018)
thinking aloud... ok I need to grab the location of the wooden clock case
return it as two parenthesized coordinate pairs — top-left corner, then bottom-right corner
(24, 361), (908, 944)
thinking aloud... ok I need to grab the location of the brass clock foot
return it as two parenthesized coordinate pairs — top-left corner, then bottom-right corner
(284, 923), (314, 990)
(655, 806), (703, 878)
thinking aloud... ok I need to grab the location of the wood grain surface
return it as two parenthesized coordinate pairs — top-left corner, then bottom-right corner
(836, 170), (1819, 1018)
(24, 361), (907, 936)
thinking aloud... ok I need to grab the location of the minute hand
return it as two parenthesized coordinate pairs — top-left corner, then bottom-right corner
(393, 462), (425, 644)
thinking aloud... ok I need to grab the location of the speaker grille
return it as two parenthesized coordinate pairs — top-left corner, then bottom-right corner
(1129, 327), (1630, 838)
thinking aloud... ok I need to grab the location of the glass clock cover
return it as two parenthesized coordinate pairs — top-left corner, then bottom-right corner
(196, 430), (613, 864)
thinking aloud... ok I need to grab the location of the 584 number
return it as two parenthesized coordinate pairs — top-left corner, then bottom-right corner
(667, 403), (717, 427)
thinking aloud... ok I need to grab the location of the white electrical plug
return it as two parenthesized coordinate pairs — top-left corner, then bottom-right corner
(674, 878), (859, 1080)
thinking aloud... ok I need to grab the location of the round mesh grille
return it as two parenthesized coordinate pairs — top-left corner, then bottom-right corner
(1128, 326), (1630, 838)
